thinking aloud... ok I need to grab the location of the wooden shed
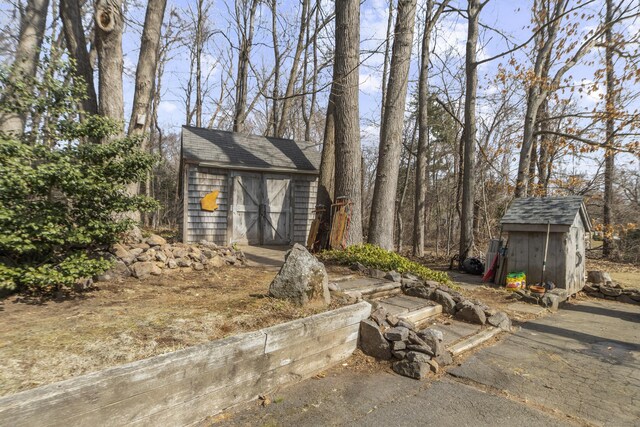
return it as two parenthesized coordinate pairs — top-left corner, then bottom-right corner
(500, 196), (592, 295)
(179, 126), (320, 246)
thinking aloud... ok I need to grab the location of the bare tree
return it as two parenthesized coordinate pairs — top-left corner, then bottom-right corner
(95, 0), (124, 128)
(368, 0), (418, 250)
(459, 0), (484, 263)
(0, 0), (50, 135)
(232, 0), (259, 132)
(128, 0), (168, 138)
(413, 0), (449, 256)
(60, 0), (98, 116)
(276, 0), (310, 138)
(333, 0), (363, 245)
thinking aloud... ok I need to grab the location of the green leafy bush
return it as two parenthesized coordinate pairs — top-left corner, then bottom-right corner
(320, 244), (451, 284)
(0, 61), (158, 293)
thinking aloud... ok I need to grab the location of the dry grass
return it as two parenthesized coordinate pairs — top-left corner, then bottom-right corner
(0, 266), (342, 397)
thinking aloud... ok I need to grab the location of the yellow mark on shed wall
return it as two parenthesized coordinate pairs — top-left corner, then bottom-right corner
(200, 190), (219, 211)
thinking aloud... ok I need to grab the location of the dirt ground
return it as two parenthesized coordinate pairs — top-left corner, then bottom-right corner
(0, 266), (346, 397)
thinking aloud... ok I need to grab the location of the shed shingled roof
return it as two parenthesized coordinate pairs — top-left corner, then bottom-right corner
(500, 196), (591, 231)
(181, 126), (320, 173)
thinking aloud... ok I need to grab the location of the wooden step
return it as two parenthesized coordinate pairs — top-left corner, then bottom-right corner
(376, 295), (442, 327)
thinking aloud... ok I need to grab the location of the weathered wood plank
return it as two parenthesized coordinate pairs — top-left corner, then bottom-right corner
(264, 302), (371, 353)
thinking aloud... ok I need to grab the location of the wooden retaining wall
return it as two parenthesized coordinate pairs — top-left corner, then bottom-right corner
(0, 302), (371, 427)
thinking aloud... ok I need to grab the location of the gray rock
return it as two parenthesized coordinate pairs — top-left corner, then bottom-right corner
(419, 328), (444, 342)
(434, 351), (454, 367)
(384, 327), (410, 341)
(350, 262), (367, 272)
(94, 273), (112, 282)
(433, 290), (457, 314)
(370, 306), (388, 326)
(391, 340), (407, 351)
(401, 278), (422, 289)
(193, 262), (204, 271)
(384, 271), (402, 282)
(599, 286), (622, 297)
(404, 285), (434, 300)
(107, 260), (131, 278)
(406, 344), (434, 356)
(155, 251), (168, 263)
(131, 261), (162, 279)
(587, 270), (613, 285)
(386, 315), (399, 326)
(269, 244), (330, 306)
(328, 282), (340, 292)
(392, 359), (431, 380)
(406, 351), (431, 363)
(427, 359), (440, 374)
(541, 293), (562, 311)
(123, 226), (144, 244)
(167, 259), (178, 269)
(175, 257), (192, 267)
(583, 284), (599, 293)
(210, 255), (225, 268)
(396, 319), (416, 331)
(408, 331), (429, 347)
(137, 249), (155, 262)
(403, 272), (420, 281)
(201, 248), (216, 259)
(455, 304), (487, 325)
(487, 311), (511, 330)
(367, 268), (386, 279)
(415, 330), (442, 356)
(359, 319), (392, 360)
(129, 247), (144, 257)
(172, 247), (189, 259)
(146, 234), (167, 246)
(392, 350), (407, 359)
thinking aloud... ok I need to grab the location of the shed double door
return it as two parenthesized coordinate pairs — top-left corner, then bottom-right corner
(231, 173), (291, 245)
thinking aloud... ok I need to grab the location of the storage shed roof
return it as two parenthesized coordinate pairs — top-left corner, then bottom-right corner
(500, 196), (591, 231)
(181, 126), (320, 174)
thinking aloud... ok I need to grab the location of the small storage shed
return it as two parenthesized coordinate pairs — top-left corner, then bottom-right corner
(179, 126), (320, 246)
(500, 196), (592, 295)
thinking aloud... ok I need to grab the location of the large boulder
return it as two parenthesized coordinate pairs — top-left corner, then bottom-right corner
(433, 290), (457, 314)
(359, 319), (392, 360)
(587, 271), (613, 286)
(268, 244), (330, 306)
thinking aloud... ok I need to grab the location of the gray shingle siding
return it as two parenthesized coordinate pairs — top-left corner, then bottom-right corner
(182, 126), (320, 173)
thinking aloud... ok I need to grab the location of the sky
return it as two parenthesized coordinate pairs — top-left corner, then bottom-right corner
(1, 0), (637, 176)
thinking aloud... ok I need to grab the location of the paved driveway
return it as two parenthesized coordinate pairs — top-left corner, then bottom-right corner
(210, 299), (640, 426)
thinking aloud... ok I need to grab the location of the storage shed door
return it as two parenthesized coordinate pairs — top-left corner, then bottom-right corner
(231, 174), (262, 245)
(231, 173), (292, 245)
(263, 175), (291, 245)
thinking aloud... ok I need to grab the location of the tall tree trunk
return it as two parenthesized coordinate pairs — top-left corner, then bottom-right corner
(368, 0), (417, 250)
(276, 0), (310, 138)
(0, 0), (50, 135)
(60, 0), (98, 116)
(95, 0), (125, 129)
(233, 0), (259, 133)
(536, 98), (550, 196)
(459, 0), (481, 263)
(128, 0), (167, 139)
(333, 0), (363, 245)
(317, 89), (336, 210)
(603, 0), (615, 258)
(194, 0), (204, 127)
(270, 0), (280, 136)
(413, 0), (447, 256)
(379, 0), (394, 124)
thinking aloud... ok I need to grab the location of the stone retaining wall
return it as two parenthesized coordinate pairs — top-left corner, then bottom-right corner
(0, 302), (371, 427)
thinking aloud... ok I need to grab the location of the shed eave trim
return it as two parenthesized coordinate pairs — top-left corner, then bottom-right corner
(195, 161), (319, 175)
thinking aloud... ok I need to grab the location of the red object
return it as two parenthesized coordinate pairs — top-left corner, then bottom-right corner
(482, 253), (499, 282)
